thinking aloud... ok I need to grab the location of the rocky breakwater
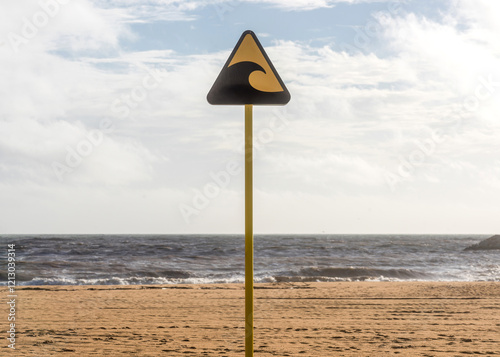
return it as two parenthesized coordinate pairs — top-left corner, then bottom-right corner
(464, 235), (500, 251)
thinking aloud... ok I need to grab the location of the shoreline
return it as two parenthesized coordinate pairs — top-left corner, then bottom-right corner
(10, 279), (500, 289)
(4, 281), (500, 356)
(8, 277), (500, 288)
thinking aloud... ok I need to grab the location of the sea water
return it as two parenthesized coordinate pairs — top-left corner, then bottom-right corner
(0, 234), (498, 285)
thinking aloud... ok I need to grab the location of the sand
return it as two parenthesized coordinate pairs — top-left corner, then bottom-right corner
(3, 282), (500, 356)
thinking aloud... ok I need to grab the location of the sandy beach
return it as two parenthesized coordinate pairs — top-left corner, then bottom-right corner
(3, 282), (499, 356)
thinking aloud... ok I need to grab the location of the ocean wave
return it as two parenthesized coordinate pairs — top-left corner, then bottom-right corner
(7, 271), (499, 286)
(15, 276), (246, 286)
(271, 266), (433, 282)
(9, 267), (433, 286)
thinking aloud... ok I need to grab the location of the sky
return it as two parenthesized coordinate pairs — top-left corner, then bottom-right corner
(0, 0), (499, 234)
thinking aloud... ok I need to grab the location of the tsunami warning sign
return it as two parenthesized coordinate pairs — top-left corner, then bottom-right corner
(207, 30), (291, 105)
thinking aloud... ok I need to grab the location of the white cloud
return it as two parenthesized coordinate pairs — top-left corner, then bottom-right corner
(243, 0), (398, 11)
(94, 0), (401, 15)
(0, 183), (188, 233)
(378, 12), (500, 94)
(95, 0), (202, 23)
(0, 2), (170, 187)
(452, 0), (500, 55)
(0, 0), (130, 54)
(1, 0), (499, 233)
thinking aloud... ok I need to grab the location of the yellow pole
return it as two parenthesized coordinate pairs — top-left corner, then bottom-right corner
(244, 104), (254, 357)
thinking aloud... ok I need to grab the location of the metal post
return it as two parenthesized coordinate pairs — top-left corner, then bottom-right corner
(244, 104), (254, 357)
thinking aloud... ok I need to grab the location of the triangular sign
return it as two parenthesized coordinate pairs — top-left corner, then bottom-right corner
(207, 30), (291, 105)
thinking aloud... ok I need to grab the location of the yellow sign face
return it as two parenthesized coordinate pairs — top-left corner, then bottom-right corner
(228, 34), (284, 93)
(207, 30), (290, 105)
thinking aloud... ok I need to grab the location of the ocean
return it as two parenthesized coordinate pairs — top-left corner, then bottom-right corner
(1, 234), (498, 286)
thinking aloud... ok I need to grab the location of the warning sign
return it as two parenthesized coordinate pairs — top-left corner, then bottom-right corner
(207, 30), (291, 105)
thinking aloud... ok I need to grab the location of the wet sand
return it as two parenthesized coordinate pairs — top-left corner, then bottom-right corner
(3, 282), (500, 356)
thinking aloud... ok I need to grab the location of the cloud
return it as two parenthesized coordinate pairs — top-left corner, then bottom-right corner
(0, 2), (170, 187)
(452, 0), (500, 54)
(242, 0), (398, 11)
(1, 0), (499, 233)
(378, 11), (500, 94)
(0, 182), (188, 233)
(95, 0), (202, 23)
(258, 152), (387, 196)
(0, 0), (131, 54)
(94, 0), (402, 16)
